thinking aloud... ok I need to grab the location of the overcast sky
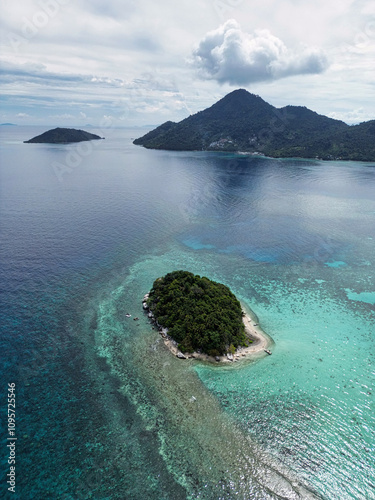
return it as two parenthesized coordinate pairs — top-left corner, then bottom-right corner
(1, 0), (374, 127)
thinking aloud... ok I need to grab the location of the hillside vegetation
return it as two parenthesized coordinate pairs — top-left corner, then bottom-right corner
(24, 127), (103, 144)
(147, 270), (247, 356)
(134, 89), (375, 161)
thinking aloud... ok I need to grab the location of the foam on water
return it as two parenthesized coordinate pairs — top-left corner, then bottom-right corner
(89, 232), (375, 498)
(92, 248), (322, 499)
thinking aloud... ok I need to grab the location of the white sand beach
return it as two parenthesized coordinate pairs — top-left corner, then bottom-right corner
(159, 308), (272, 364)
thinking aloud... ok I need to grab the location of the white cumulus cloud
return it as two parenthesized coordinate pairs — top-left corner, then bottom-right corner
(191, 20), (329, 85)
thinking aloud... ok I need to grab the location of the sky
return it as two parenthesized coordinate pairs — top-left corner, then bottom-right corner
(0, 0), (374, 127)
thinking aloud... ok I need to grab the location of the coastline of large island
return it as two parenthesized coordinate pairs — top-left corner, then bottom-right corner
(143, 270), (272, 363)
(134, 89), (375, 162)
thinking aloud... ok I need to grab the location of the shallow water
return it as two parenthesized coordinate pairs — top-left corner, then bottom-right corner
(0, 126), (374, 499)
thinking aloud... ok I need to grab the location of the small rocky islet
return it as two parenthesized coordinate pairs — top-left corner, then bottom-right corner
(24, 127), (104, 144)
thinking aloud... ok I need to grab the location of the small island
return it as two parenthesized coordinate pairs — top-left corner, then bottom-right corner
(24, 127), (104, 144)
(143, 270), (271, 362)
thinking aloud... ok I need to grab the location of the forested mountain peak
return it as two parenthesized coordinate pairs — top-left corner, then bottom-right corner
(134, 90), (375, 161)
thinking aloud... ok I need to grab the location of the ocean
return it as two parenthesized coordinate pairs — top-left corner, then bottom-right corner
(0, 125), (374, 499)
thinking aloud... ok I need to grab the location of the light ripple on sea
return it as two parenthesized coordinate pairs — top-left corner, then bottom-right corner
(1, 127), (374, 498)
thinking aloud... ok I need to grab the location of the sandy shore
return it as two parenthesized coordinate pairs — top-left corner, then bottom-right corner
(149, 303), (273, 364)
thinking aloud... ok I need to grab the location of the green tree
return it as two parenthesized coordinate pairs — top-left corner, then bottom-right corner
(147, 270), (246, 355)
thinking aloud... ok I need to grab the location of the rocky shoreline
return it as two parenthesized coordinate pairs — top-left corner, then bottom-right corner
(142, 294), (272, 363)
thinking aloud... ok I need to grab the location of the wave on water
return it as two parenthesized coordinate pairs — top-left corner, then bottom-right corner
(88, 250), (323, 499)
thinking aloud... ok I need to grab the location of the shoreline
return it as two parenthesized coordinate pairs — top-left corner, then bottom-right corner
(143, 294), (273, 363)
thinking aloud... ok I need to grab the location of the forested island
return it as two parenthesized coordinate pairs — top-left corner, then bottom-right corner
(143, 270), (270, 361)
(134, 89), (375, 161)
(24, 127), (104, 144)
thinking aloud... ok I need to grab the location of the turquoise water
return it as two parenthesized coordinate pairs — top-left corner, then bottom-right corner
(345, 290), (375, 305)
(0, 126), (374, 499)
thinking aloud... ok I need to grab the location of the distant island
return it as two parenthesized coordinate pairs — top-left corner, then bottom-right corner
(143, 270), (271, 362)
(24, 127), (104, 144)
(0, 123), (17, 126)
(134, 89), (375, 161)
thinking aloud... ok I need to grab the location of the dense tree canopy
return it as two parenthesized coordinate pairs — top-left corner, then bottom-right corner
(147, 270), (247, 356)
(24, 127), (103, 144)
(134, 89), (375, 161)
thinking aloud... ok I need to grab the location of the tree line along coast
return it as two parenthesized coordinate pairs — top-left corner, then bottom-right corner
(23, 90), (375, 162)
(142, 270), (272, 363)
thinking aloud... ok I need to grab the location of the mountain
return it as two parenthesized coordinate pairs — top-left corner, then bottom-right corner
(133, 89), (375, 161)
(24, 127), (104, 144)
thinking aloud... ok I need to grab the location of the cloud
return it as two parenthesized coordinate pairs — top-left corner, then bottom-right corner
(0, 58), (192, 125)
(50, 113), (75, 120)
(191, 20), (329, 85)
(79, 0), (137, 19)
(0, 60), (125, 87)
(0, 61), (180, 96)
(0, 2), (373, 126)
(328, 107), (375, 125)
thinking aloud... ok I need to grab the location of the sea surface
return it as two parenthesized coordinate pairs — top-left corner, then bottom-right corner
(0, 125), (374, 499)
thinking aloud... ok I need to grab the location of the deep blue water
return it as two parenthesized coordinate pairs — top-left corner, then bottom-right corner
(0, 126), (374, 499)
